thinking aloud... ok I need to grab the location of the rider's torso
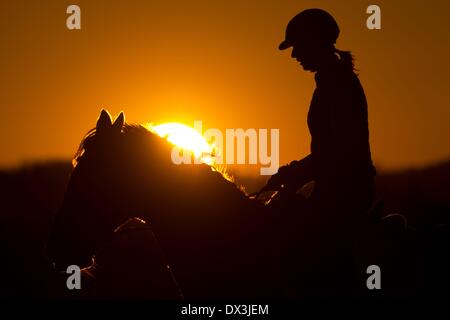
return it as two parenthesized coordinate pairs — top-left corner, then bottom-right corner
(307, 61), (375, 184)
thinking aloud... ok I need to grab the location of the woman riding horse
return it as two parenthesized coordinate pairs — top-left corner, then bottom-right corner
(267, 9), (376, 297)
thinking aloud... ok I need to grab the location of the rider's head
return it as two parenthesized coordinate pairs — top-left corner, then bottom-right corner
(279, 9), (340, 72)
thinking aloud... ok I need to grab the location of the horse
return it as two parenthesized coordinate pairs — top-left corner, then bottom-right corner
(47, 109), (437, 300)
(47, 110), (283, 299)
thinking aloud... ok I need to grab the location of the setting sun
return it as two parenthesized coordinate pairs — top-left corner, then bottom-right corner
(147, 122), (215, 165)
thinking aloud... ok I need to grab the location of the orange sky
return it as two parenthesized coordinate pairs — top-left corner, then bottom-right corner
(1, 0), (449, 173)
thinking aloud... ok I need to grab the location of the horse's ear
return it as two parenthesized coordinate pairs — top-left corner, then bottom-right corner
(112, 111), (125, 132)
(97, 109), (113, 133)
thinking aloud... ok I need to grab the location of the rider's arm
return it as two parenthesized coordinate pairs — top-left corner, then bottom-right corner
(289, 154), (315, 183)
(265, 154), (314, 191)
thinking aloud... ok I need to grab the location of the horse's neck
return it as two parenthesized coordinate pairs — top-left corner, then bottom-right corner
(140, 180), (265, 240)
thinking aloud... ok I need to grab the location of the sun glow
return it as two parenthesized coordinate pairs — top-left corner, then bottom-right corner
(147, 122), (215, 165)
(146, 122), (234, 183)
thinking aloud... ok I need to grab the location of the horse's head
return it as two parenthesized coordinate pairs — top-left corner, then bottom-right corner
(47, 110), (260, 299)
(47, 110), (180, 269)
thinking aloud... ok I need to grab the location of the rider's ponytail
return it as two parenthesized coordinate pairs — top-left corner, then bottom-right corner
(334, 47), (357, 73)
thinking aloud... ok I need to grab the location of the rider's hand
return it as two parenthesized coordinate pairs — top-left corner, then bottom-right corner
(266, 164), (291, 190)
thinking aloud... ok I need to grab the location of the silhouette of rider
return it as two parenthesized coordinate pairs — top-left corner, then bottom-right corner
(268, 9), (376, 296)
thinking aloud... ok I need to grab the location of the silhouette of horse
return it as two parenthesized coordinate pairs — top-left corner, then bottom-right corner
(47, 110), (282, 299)
(47, 110), (447, 300)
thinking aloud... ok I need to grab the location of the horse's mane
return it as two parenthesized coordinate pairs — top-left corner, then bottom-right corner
(73, 124), (147, 166)
(73, 128), (96, 166)
(72, 124), (242, 194)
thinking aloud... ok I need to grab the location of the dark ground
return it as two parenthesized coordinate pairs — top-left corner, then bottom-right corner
(0, 159), (449, 298)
